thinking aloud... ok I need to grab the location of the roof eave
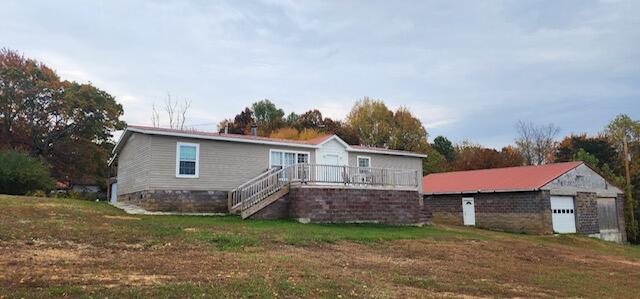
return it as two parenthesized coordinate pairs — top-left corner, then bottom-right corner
(423, 188), (540, 195)
(347, 148), (428, 158)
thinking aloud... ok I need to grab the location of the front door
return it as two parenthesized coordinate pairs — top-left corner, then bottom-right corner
(462, 197), (475, 226)
(551, 196), (576, 233)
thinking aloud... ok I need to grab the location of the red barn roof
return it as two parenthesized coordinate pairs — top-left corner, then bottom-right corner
(422, 162), (584, 194)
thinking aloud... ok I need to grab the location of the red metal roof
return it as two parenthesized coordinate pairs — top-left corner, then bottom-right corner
(422, 162), (583, 194)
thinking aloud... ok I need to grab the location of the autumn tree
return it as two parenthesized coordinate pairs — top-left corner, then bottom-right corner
(451, 141), (524, 171)
(0, 48), (125, 189)
(604, 114), (640, 243)
(515, 120), (560, 165)
(346, 97), (395, 148)
(389, 107), (429, 152)
(218, 107), (255, 135)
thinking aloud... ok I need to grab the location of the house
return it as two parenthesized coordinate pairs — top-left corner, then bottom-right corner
(422, 162), (626, 242)
(110, 125), (428, 224)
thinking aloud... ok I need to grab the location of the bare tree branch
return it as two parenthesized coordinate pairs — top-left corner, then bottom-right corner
(515, 120), (560, 165)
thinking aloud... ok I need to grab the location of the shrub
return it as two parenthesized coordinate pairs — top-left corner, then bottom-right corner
(0, 150), (54, 195)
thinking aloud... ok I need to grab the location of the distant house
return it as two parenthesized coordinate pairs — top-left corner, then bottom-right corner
(423, 162), (626, 242)
(109, 125), (428, 224)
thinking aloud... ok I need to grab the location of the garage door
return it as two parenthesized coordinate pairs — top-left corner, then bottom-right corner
(551, 196), (576, 233)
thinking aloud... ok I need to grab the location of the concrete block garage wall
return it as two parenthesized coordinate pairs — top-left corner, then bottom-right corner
(575, 192), (599, 234)
(425, 191), (553, 234)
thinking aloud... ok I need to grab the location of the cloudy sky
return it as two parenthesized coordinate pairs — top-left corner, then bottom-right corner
(2, 0), (639, 148)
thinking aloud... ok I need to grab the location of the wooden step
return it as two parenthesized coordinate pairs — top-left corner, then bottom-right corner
(241, 185), (290, 219)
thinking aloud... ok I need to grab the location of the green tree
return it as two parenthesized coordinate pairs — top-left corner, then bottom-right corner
(252, 99), (284, 135)
(0, 150), (53, 195)
(432, 136), (455, 161)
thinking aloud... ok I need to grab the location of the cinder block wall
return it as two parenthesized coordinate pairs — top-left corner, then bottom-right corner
(251, 187), (426, 224)
(289, 187), (424, 224)
(424, 191), (553, 234)
(118, 190), (228, 213)
(575, 192), (599, 234)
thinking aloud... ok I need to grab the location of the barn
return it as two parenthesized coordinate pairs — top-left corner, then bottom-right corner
(422, 162), (626, 243)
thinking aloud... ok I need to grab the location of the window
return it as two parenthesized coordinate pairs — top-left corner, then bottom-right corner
(176, 142), (199, 178)
(357, 156), (371, 168)
(269, 150), (309, 169)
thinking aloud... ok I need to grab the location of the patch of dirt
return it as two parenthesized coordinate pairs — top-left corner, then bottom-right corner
(103, 215), (142, 221)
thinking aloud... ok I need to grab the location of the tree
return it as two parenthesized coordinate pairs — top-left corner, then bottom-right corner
(604, 114), (640, 243)
(0, 150), (53, 195)
(346, 97), (395, 148)
(515, 120), (560, 165)
(152, 93), (191, 130)
(0, 48), (125, 189)
(555, 134), (618, 170)
(269, 127), (326, 141)
(218, 107), (255, 135)
(389, 107), (429, 152)
(252, 99), (284, 136)
(451, 141), (524, 171)
(293, 109), (325, 131)
(432, 136), (455, 161)
(285, 112), (299, 126)
(270, 127), (299, 140)
(322, 118), (360, 145)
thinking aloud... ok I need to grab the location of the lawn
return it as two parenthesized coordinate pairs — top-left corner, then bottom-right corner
(0, 195), (639, 298)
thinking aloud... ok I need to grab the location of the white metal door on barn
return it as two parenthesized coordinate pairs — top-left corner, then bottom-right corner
(551, 196), (576, 233)
(462, 197), (475, 226)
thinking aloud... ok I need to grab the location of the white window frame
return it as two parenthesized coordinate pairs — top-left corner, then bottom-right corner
(356, 155), (372, 168)
(176, 142), (200, 178)
(268, 149), (311, 168)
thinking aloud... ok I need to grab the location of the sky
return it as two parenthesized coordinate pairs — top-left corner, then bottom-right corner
(2, 0), (639, 148)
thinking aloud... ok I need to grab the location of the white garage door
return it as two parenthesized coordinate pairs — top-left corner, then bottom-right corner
(551, 196), (576, 233)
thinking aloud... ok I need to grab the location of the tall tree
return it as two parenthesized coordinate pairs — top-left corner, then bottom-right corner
(515, 120), (560, 165)
(432, 136), (455, 161)
(604, 114), (640, 243)
(555, 134), (618, 170)
(346, 97), (395, 148)
(0, 48), (125, 188)
(452, 141), (524, 171)
(389, 107), (429, 152)
(252, 99), (284, 135)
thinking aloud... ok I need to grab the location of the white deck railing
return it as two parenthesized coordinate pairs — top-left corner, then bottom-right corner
(229, 163), (420, 212)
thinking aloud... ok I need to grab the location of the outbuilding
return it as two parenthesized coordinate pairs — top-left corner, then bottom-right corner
(423, 162), (626, 242)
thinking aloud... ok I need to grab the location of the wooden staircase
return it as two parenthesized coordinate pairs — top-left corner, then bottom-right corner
(228, 165), (295, 219)
(241, 185), (289, 219)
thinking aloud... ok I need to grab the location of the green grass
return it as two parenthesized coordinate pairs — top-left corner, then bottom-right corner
(2, 195), (640, 299)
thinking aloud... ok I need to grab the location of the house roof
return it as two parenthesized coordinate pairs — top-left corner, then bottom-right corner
(112, 125), (427, 159)
(422, 161), (584, 194)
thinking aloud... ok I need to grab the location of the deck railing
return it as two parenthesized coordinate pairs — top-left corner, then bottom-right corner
(229, 163), (420, 212)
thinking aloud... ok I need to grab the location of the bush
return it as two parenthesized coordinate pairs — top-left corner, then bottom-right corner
(0, 150), (54, 195)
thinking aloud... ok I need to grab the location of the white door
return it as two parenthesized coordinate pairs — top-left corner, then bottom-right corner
(551, 196), (576, 233)
(110, 183), (117, 203)
(462, 197), (475, 226)
(315, 139), (348, 183)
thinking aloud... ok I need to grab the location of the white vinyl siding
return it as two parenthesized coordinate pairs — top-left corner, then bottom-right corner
(176, 142), (199, 178)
